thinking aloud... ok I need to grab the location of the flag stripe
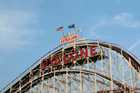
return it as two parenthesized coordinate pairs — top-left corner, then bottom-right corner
(57, 27), (63, 31)
(68, 24), (75, 28)
(76, 29), (82, 32)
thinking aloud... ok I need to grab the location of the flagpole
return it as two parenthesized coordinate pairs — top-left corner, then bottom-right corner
(68, 24), (75, 35)
(74, 26), (75, 47)
(63, 29), (64, 38)
(74, 24), (75, 35)
(62, 26), (64, 38)
(81, 29), (82, 39)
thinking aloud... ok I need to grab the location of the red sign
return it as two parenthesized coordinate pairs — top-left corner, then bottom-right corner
(60, 34), (78, 44)
(41, 46), (97, 68)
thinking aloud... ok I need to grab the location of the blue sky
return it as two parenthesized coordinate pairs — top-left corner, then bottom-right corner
(0, 0), (140, 90)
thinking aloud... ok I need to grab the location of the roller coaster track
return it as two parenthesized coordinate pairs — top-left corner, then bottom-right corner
(1, 39), (140, 93)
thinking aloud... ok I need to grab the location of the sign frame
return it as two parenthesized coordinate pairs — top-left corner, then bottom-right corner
(60, 34), (78, 44)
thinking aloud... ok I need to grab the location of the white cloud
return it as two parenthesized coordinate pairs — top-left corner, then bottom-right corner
(0, 10), (38, 51)
(89, 21), (104, 31)
(111, 13), (140, 28)
(88, 13), (140, 30)
(103, 34), (114, 39)
(85, 13), (140, 40)
(128, 40), (140, 51)
(86, 21), (104, 39)
(87, 31), (101, 39)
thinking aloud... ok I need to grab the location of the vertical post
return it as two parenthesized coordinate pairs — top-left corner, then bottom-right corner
(135, 72), (138, 93)
(41, 71), (44, 93)
(63, 30), (64, 38)
(74, 61), (76, 69)
(62, 47), (64, 70)
(74, 41), (76, 69)
(87, 45), (89, 71)
(47, 79), (49, 93)
(20, 75), (21, 93)
(129, 58), (134, 93)
(95, 63), (97, 93)
(87, 57), (89, 71)
(107, 47), (111, 90)
(82, 74), (83, 93)
(66, 70), (68, 93)
(53, 70), (55, 93)
(51, 50), (53, 72)
(117, 53), (121, 92)
(109, 45), (113, 93)
(30, 67), (32, 93)
(121, 50), (126, 93)
(97, 40), (99, 46)
(117, 53), (120, 83)
(69, 73), (71, 92)
(101, 47), (105, 90)
(10, 82), (12, 93)
(38, 82), (40, 93)
(80, 70), (82, 93)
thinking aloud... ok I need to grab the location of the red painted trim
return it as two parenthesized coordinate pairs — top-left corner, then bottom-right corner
(41, 59), (48, 68)
(90, 46), (97, 56)
(71, 51), (78, 60)
(55, 55), (61, 64)
(80, 48), (88, 58)
(49, 57), (55, 66)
